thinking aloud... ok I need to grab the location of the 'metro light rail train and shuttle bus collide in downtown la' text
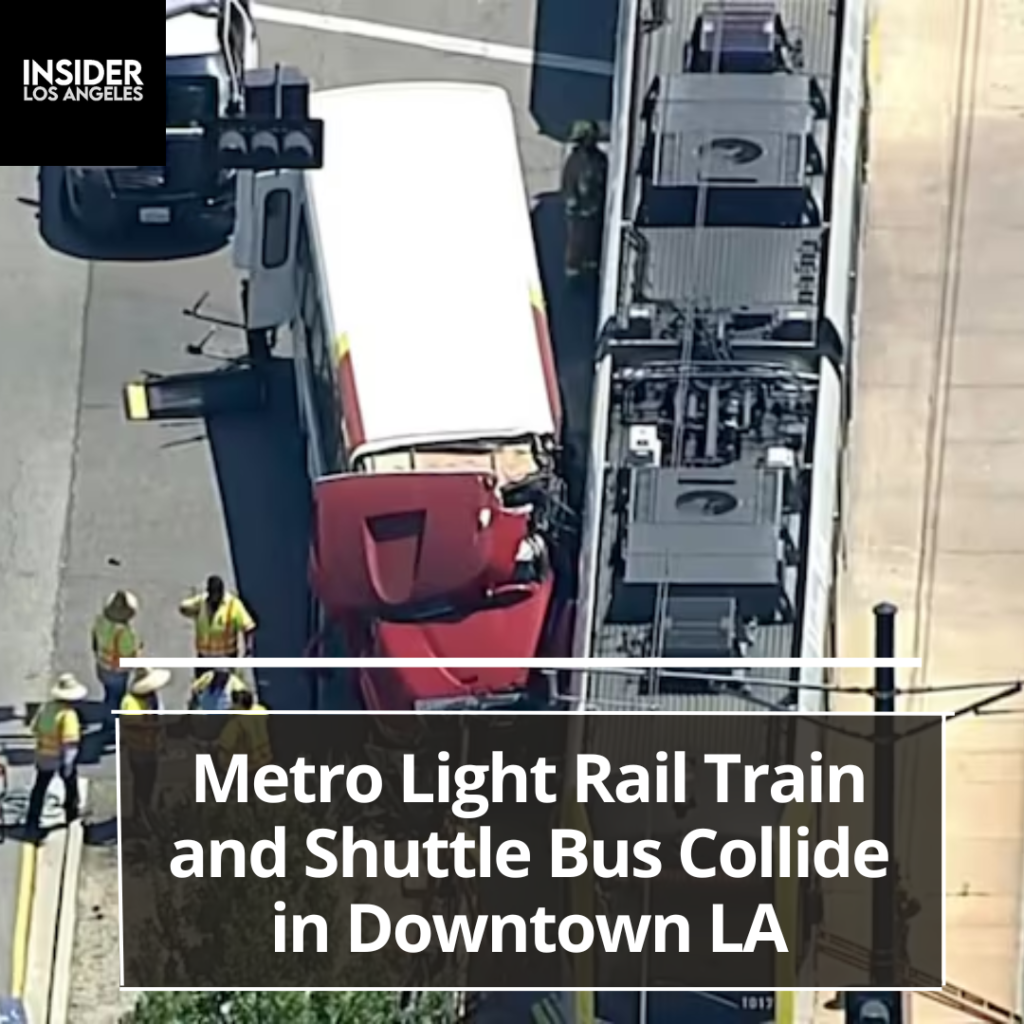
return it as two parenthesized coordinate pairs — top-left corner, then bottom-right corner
(131, 0), (876, 1021)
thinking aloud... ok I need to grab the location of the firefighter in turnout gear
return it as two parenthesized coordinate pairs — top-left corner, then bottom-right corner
(92, 590), (142, 730)
(120, 668), (171, 829)
(178, 575), (256, 676)
(561, 120), (608, 280)
(24, 674), (87, 842)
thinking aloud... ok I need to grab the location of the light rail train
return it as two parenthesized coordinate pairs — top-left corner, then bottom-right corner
(569, 0), (871, 1020)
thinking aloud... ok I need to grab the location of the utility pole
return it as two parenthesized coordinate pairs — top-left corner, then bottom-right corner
(871, 602), (897, 989)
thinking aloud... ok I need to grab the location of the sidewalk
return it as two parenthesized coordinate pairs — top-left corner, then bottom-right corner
(65, 780), (135, 1024)
(0, 835), (24, 998)
(836, 0), (1024, 1016)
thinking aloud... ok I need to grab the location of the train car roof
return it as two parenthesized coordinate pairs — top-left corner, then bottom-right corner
(305, 82), (558, 460)
(578, 0), (867, 712)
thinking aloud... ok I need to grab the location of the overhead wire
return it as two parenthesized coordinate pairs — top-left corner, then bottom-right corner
(577, 666), (1024, 698)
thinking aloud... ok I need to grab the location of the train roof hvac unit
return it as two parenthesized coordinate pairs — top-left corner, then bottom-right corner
(622, 463), (787, 621)
(643, 73), (827, 229)
(690, 2), (786, 74)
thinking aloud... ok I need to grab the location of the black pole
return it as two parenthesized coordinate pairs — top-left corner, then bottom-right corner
(871, 602), (897, 988)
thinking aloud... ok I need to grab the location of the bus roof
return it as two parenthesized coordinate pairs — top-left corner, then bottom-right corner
(307, 82), (558, 459)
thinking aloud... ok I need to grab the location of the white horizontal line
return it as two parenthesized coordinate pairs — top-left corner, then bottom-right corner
(251, 3), (614, 77)
(112, 709), (942, 716)
(124, 987), (942, 993)
(122, 657), (920, 669)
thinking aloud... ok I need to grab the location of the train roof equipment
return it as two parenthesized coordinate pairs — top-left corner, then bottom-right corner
(573, 0), (870, 714)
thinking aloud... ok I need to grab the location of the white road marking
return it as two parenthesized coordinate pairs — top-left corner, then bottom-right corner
(252, 3), (614, 77)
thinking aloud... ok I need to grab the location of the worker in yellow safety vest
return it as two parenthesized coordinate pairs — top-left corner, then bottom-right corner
(178, 575), (256, 677)
(120, 668), (171, 829)
(92, 590), (143, 731)
(24, 674), (87, 842)
(189, 669), (251, 712)
(216, 689), (273, 770)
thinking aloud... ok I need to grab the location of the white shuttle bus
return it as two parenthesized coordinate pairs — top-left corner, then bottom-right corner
(232, 81), (571, 709)
(235, 80), (562, 482)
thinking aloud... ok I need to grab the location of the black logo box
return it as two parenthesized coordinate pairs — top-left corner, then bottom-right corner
(117, 713), (943, 990)
(7, 4), (165, 166)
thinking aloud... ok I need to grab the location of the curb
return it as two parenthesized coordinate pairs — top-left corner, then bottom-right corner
(9, 844), (35, 1000)
(49, 810), (83, 1024)
(13, 779), (88, 1024)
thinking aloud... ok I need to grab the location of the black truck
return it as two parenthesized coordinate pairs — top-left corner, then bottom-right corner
(63, 0), (257, 235)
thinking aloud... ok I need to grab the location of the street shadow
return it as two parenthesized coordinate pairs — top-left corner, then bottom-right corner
(84, 816), (118, 847)
(35, 166), (230, 263)
(597, 994), (641, 1024)
(529, 0), (620, 141)
(204, 358), (319, 710)
(78, 728), (111, 766)
(646, 993), (779, 1023)
(467, 992), (559, 1024)
(531, 191), (600, 523)
(1, 746), (35, 768)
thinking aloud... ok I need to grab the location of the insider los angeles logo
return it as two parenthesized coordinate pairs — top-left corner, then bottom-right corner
(23, 59), (143, 101)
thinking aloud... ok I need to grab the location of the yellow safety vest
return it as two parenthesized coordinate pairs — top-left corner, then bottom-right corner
(120, 693), (161, 753)
(218, 707), (272, 768)
(33, 701), (81, 759)
(93, 616), (140, 671)
(185, 595), (253, 657)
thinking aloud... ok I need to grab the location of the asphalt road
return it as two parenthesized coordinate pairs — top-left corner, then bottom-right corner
(0, 165), (89, 1001)
(0, 0), (617, 1002)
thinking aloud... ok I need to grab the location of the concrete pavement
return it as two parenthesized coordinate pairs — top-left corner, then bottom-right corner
(0, 166), (89, 997)
(837, 0), (1024, 1018)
